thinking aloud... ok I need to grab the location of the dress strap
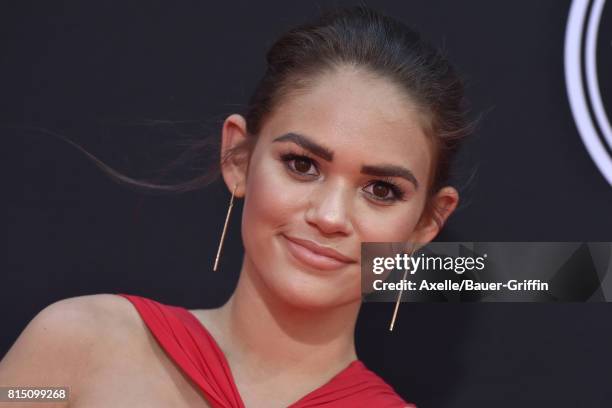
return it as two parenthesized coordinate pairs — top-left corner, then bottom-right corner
(116, 293), (245, 408)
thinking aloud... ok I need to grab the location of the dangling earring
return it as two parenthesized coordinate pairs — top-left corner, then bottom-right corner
(213, 183), (238, 271)
(389, 243), (418, 331)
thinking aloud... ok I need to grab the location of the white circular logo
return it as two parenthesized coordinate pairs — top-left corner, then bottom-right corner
(565, 0), (612, 186)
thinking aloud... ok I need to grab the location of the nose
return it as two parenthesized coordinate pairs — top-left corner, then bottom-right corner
(304, 180), (353, 236)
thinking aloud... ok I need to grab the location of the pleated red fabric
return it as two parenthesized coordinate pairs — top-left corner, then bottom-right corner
(117, 293), (415, 408)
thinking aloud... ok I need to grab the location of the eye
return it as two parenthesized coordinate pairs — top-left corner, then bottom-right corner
(280, 153), (319, 177)
(363, 178), (406, 203)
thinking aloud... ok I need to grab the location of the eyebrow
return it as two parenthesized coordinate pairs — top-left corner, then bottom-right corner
(361, 163), (419, 190)
(271, 132), (419, 189)
(273, 132), (334, 161)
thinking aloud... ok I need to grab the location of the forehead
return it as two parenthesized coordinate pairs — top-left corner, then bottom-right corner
(258, 67), (432, 176)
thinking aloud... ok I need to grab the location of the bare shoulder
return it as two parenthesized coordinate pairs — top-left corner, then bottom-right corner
(0, 294), (143, 387)
(46, 293), (142, 332)
(30, 292), (135, 320)
(23, 293), (143, 345)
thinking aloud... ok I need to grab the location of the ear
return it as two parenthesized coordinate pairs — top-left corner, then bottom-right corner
(408, 186), (459, 246)
(220, 114), (250, 198)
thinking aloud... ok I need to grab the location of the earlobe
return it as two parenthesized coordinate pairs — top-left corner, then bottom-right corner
(220, 114), (250, 198)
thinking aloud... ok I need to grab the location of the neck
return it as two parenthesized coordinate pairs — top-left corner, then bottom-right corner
(210, 255), (361, 380)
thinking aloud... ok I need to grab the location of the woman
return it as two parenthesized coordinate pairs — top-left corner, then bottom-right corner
(0, 6), (470, 407)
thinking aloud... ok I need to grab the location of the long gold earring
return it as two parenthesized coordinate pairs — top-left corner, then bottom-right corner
(389, 243), (417, 331)
(213, 184), (238, 271)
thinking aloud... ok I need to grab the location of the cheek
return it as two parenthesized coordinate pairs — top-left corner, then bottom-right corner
(241, 153), (301, 245)
(354, 199), (425, 243)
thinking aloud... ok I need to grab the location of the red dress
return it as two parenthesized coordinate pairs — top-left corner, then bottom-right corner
(117, 293), (415, 408)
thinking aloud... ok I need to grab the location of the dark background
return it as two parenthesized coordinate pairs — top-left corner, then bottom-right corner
(4, 1), (612, 407)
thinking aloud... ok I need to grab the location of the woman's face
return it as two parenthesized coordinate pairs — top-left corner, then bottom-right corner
(225, 67), (449, 310)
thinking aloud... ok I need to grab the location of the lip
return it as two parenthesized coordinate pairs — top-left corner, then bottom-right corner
(282, 234), (356, 271)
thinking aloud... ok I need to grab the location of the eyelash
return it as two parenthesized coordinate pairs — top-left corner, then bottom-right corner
(279, 152), (407, 203)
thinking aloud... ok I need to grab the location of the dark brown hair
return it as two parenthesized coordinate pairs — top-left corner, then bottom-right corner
(62, 6), (474, 227)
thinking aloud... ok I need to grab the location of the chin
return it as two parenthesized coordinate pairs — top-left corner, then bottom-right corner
(241, 223), (360, 310)
(270, 277), (360, 311)
(255, 235), (361, 310)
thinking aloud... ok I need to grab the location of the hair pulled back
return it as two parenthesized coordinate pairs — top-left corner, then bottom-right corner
(60, 6), (473, 226)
